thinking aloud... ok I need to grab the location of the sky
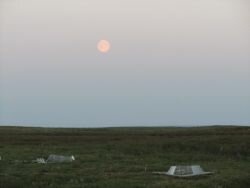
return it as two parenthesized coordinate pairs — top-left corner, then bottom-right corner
(0, 0), (249, 127)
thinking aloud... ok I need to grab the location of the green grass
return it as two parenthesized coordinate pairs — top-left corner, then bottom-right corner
(0, 126), (250, 188)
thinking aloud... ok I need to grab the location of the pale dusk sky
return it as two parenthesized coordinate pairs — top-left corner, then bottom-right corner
(0, 0), (249, 127)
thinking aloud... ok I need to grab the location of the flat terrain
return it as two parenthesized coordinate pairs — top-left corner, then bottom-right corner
(0, 126), (250, 188)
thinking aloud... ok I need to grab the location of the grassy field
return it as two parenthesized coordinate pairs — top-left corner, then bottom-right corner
(0, 126), (250, 188)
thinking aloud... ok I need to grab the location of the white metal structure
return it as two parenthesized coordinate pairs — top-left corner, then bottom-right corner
(46, 154), (75, 163)
(153, 165), (213, 177)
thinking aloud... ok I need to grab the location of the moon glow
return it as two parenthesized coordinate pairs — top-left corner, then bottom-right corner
(97, 40), (111, 53)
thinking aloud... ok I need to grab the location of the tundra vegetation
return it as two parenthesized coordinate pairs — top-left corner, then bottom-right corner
(0, 126), (249, 188)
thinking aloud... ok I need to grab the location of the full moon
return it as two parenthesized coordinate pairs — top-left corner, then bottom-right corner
(97, 40), (111, 53)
